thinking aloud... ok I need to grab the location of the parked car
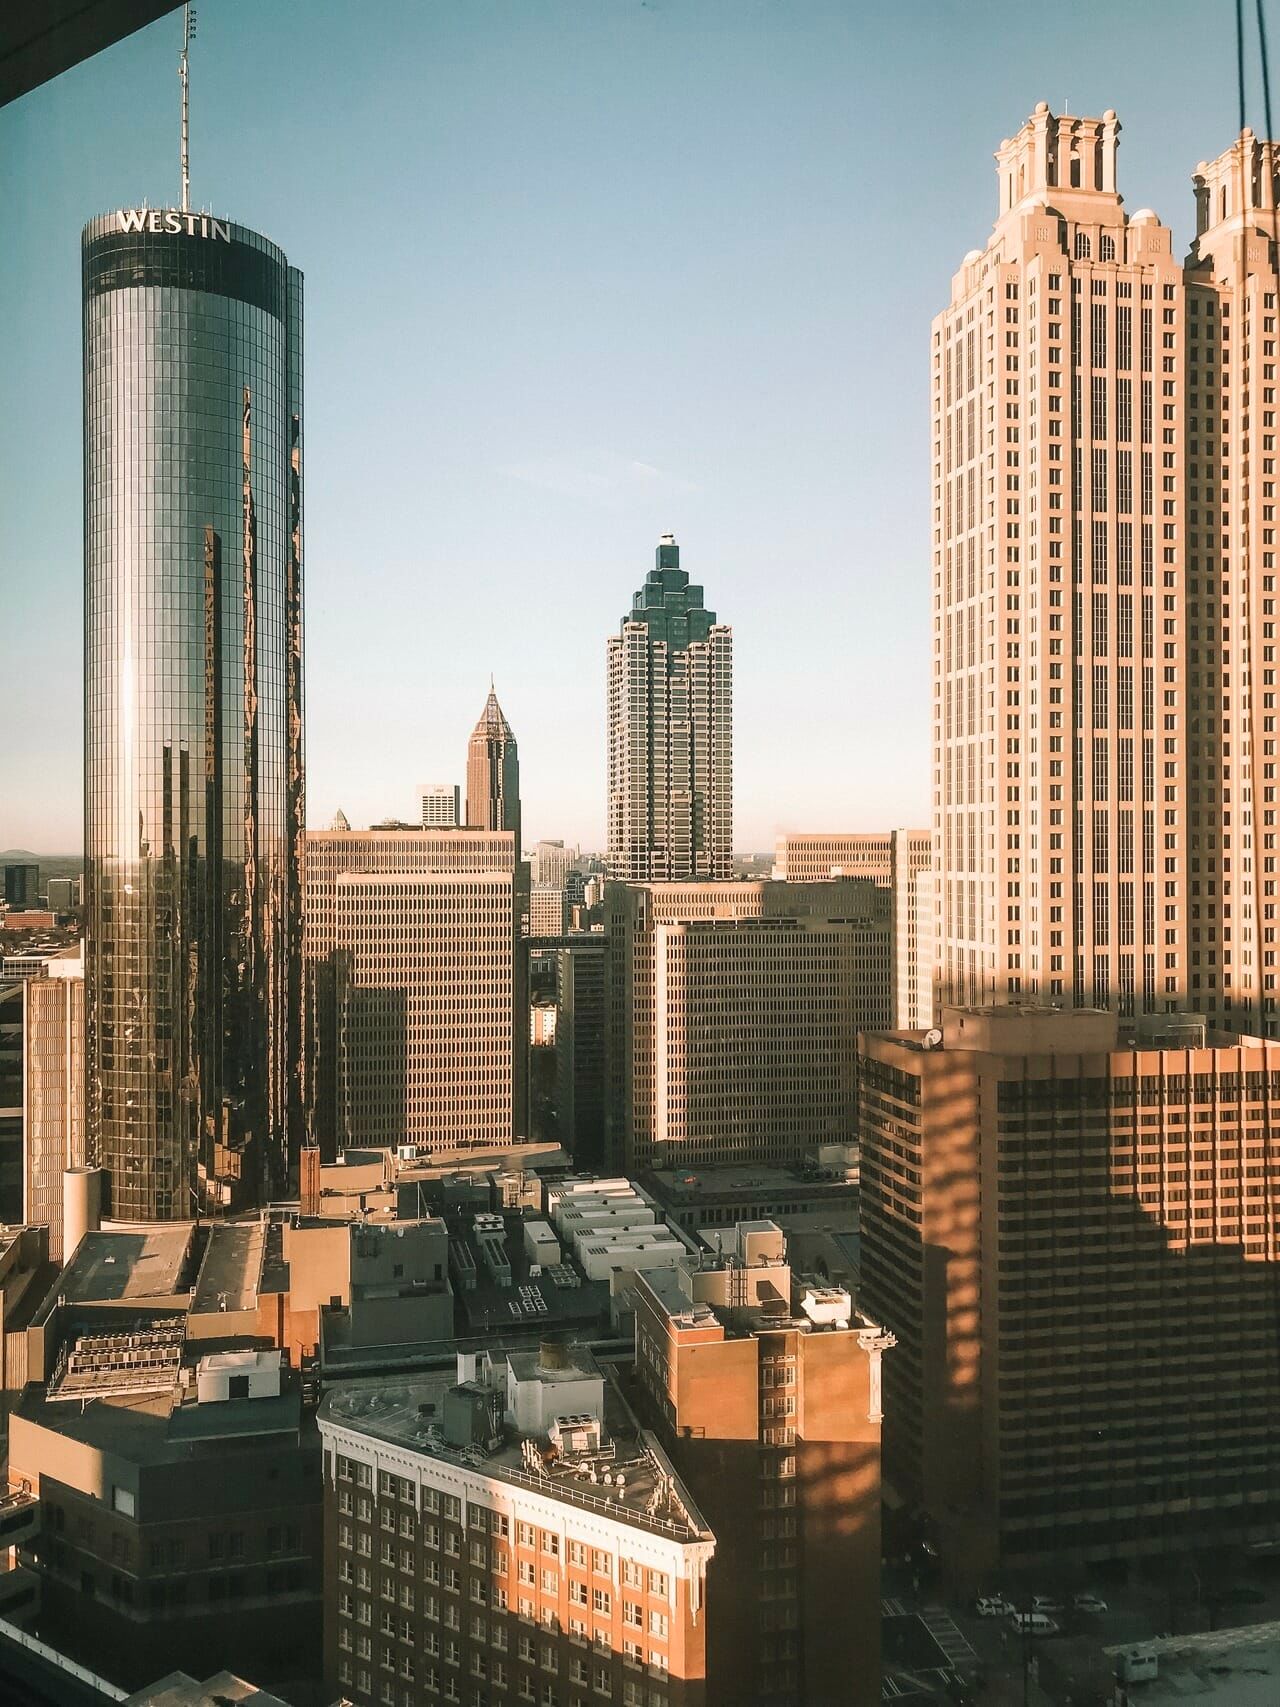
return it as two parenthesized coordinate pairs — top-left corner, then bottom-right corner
(1073, 1592), (1109, 1614)
(1010, 1612), (1059, 1638)
(975, 1596), (1015, 1617)
(1031, 1596), (1063, 1613)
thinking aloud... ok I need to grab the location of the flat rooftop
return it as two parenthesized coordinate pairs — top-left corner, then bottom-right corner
(322, 1140), (568, 1181)
(321, 1367), (711, 1544)
(49, 1225), (196, 1310)
(15, 1375), (303, 1461)
(125, 1671), (293, 1707)
(645, 1164), (857, 1200)
(639, 1263), (860, 1340)
(191, 1221), (265, 1316)
(1105, 1621), (1280, 1705)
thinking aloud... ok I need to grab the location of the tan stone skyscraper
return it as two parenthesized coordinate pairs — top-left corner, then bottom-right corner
(465, 684), (521, 851)
(1185, 132), (1280, 1035)
(934, 104), (1187, 1017)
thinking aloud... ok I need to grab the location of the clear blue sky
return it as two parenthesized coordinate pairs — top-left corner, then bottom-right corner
(0, 0), (1255, 853)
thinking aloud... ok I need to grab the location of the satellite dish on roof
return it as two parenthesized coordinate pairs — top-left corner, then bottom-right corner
(923, 1028), (943, 1050)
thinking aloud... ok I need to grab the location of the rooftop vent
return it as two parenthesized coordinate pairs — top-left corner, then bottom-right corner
(537, 1336), (571, 1373)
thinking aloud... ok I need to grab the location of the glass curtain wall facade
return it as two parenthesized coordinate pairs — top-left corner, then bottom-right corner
(82, 209), (303, 1218)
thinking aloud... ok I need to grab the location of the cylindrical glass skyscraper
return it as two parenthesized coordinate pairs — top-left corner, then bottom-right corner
(82, 207), (303, 1219)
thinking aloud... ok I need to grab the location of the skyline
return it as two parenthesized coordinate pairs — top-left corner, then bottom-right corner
(0, 0), (1258, 852)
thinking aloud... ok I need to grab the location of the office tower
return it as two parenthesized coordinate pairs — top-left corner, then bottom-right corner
(771, 833), (903, 884)
(772, 832), (936, 1029)
(860, 1003), (1280, 1578)
(890, 831), (938, 1030)
(607, 536), (733, 882)
(466, 685), (521, 850)
(419, 784), (460, 828)
(934, 105), (1185, 1016)
(83, 206), (304, 1218)
(22, 949), (85, 1259)
(303, 829), (528, 1153)
(606, 880), (889, 1171)
(1185, 134), (1280, 1035)
(318, 1345), (714, 1707)
(0, 983), (20, 1222)
(556, 938), (606, 1164)
(45, 877), (82, 913)
(528, 882), (568, 937)
(632, 1222), (890, 1707)
(532, 838), (572, 887)
(2, 865), (40, 908)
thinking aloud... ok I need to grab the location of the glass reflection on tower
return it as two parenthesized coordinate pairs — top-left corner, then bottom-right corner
(82, 208), (304, 1218)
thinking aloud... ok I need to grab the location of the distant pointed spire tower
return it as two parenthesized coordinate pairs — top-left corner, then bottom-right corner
(466, 684), (521, 851)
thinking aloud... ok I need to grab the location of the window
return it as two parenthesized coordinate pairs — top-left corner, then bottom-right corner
(593, 1588), (612, 1615)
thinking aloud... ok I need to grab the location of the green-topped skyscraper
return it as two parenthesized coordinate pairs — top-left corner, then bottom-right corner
(606, 535), (733, 881)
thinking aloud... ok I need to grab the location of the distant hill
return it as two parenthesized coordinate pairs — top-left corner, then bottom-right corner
(0, 851), (81, 861)
(0, 852), (85, 882)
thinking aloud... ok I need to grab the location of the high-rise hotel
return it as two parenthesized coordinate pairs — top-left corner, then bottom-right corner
(607, 537), (733, 882)
(936, 105), (1280, 1037)
(83, 207), (304, 1215)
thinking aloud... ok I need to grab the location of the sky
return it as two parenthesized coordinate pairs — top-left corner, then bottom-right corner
(0, 0), (1261, 854)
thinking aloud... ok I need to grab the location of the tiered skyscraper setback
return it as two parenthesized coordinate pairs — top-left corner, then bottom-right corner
(933, 106), (1184, 1017)
(607, 537), (732, 882)
(466, 686), (521, 853)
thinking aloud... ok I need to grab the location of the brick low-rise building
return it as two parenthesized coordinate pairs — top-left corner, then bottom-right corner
(631, 1222), (889, 1707)
(318, 1343), (713, 1707)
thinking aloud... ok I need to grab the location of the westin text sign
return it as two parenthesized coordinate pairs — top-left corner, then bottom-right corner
(117, 208), (232, 241)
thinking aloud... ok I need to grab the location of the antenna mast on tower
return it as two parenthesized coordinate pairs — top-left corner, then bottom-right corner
(180, 3), (197, 213)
